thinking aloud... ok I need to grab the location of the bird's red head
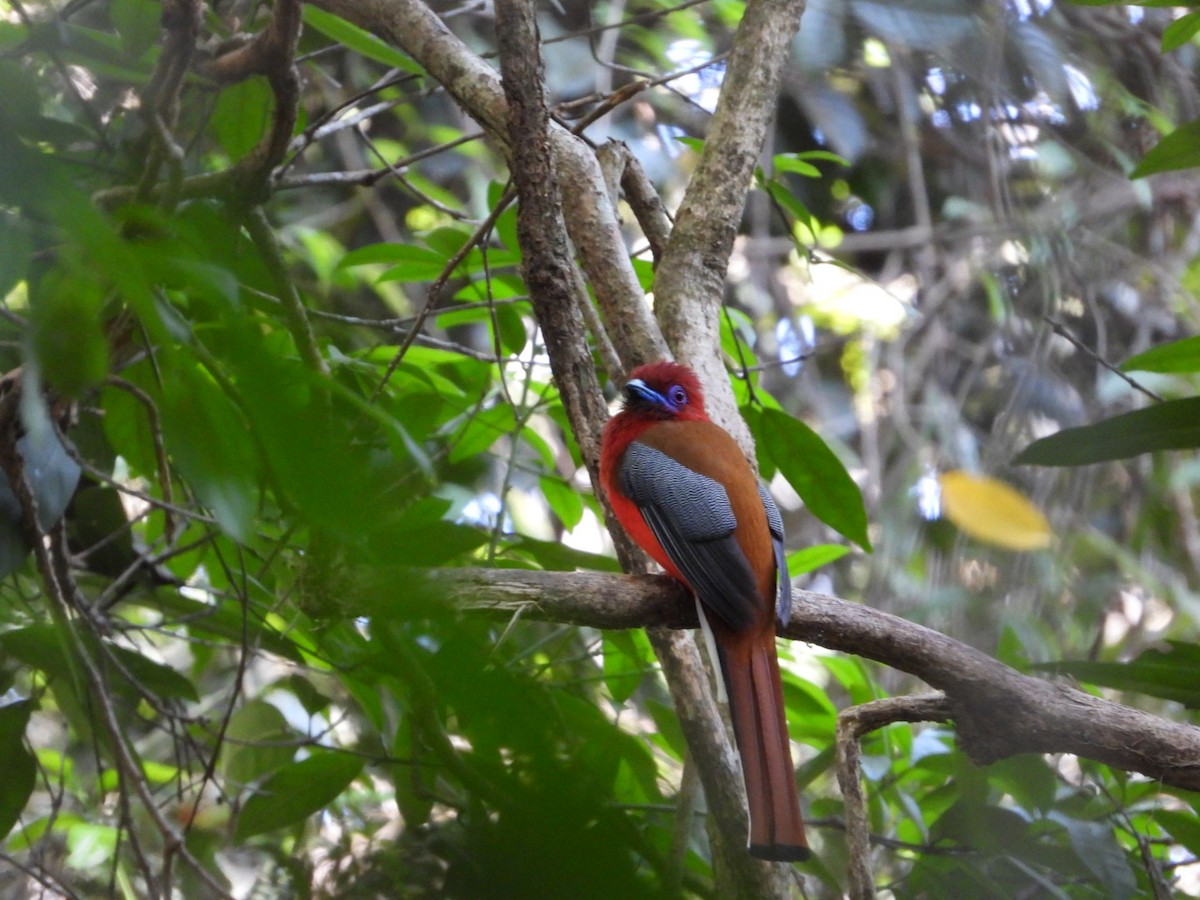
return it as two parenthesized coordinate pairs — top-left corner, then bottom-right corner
(620, 361), (708, 421)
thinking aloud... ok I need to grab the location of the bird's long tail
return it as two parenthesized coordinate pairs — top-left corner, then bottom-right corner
(720, 632), (810, 861)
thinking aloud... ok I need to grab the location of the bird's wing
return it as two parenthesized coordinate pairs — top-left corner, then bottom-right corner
(619, 441), (760, 631)
(757, 481), (792, 627)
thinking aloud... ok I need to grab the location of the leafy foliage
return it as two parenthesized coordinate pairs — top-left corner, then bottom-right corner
(0, 0), (1199, 896)
(1014, 398), (1200, 465)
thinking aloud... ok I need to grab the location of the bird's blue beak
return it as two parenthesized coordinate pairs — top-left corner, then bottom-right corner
(623, 378), (664, 406)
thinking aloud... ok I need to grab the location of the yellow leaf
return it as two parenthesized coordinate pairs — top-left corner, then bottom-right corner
(938, 471), (1053, 551)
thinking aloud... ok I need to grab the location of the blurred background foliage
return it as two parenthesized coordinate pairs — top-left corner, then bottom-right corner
(0, 0), (1199, 896)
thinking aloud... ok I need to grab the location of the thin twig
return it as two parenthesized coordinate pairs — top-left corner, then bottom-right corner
(105, 376), (178, 541)
(368, 186), (518, 403)
(51, 421), (216, 526)
(1043, 316), (1164, 402)
(0, 850), (83, 900)
(181, 541), (254, 838)
(243, 207), (331, 382)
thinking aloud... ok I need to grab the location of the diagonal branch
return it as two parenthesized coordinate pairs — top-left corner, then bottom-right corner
(0, 398), (234, 900)
(423, 566), (1200, 793)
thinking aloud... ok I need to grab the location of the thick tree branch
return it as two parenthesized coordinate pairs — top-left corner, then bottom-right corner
(493, 0), (609, 472)
(424, 567), (1200, 793)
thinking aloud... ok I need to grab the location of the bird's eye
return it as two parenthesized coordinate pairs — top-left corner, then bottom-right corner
(668, 385), (688, 406)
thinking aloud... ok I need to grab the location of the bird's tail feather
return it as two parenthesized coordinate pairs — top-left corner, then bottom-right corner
(723, 638), (810, 862)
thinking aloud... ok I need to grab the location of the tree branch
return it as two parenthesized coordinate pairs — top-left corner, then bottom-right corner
(423, 566), (1200, 793)
(493, 0), (609, 473)
(837, 694), (952, 899)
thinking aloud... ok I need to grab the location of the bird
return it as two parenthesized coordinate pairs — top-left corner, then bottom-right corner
(599, 360), (809, 862)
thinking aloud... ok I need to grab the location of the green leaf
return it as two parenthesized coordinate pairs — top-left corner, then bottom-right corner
(785, 543), (849, 575)
(493, 302), (529, 354)
(0, 625), (199, 702)
(423, 226), (474, 258)
(0, 698), (35, 840)
(344, 244), (453, 282)
(792, 150), (850, 166)
(65, 483), (136, 579)
(385, 250), (519, 283)
(222, 700), (296, 787)
(228, 346), (386, 536)
(435, 304), (492, 330)
(160, 361), (259, 541)
(449, 403), (516, 463)
(1130, 119), (1200, 178)
(111, 644), (200, 702)
(0, 21), (26, 54)
(759, 408), (871, 550)
(930, 801), (1031, 853)
(100, 760), (178, 790)
(1055, 815), (1136, 900)
(369, 519), (489, 569)
(109, 0), (161, 56)
(276, 675), (333, 717)
(336, 242), (416, 268)
(1030, 641), (1200, 707)
(1121, 335), (1200, 373)
(212, 79), (272, 160)
(234, 751), (363, 840)
(30, 269), (110, 398)
(149, 590), (305, 663)
(780, 674), (837, 742)
(1157, 808), (1200, 856)
(772, 155), (822, 178)
(819, 655), (876, 706)
(0, 210), (31, 300)
(765, 181), (815, 229)
(603, 631), (652, 706)
(0, 61), (43, 135)
(985, 755), (1057, 815)
(302, 6), (423, 73)
(391, 714), (433, 828)
(65, 822), (118, 869)
(503, 536), (622, 572)
(631, 257), (655, 291)
(540, 475), (583, 530)
(1163, 11), (1200, 52)
(1014, 398), (1200, 466)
